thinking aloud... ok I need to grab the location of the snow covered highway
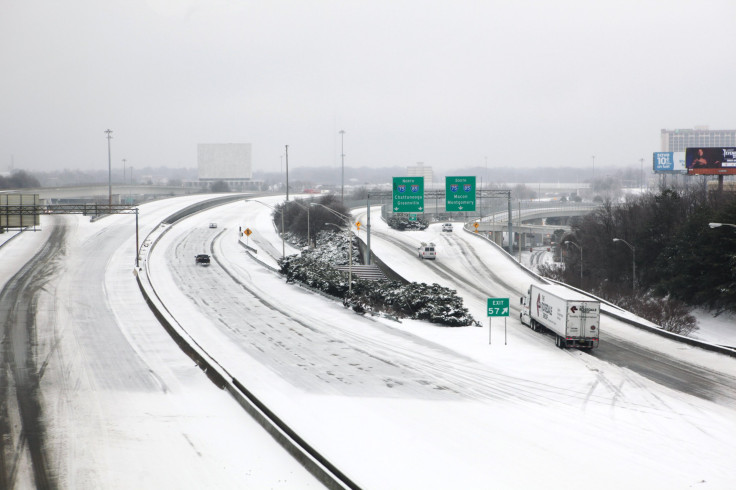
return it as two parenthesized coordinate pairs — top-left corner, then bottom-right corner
(146, 198), (736, 488)
(2, 194), (736, 489)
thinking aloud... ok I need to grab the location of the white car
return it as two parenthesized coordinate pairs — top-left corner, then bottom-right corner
(442, 223), (453, 232)
(209, 222), (217, 228)
(418, 242), (436, 260)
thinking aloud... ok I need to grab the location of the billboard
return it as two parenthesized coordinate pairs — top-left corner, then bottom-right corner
(685, 147), (736, 175)
(392, 177), (424, 213)
(197, 143), (252, 179)
(653, 152), (686, 174)
(0, 194), (40, 229)
(445, 176), (476, 212)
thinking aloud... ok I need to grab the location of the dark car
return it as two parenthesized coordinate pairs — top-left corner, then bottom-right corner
(195, 254), (211, 266)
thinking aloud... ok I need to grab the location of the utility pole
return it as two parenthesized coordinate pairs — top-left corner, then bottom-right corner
(105, 129), (113, 205)
(285, 144), (289, 201)
(340, 130), (346, 203)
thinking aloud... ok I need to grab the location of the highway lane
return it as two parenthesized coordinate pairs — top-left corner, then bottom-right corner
(0, 196), (319, 489)
(357, 211), (736, 406)
(149, 199), (736, 488)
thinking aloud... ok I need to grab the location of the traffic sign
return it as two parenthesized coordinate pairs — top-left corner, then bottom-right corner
(408, 213), (417, 222)
(356, 221), (361, 230)
(487, 298), (509, 317)
(445, 176), (476, 212)
(244, 228), (252, 236)
(393, 177), (424, 213)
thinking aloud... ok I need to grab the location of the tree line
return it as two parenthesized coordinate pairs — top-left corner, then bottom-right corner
(546, 187), (736, 332)
(0, 170), (40, 189)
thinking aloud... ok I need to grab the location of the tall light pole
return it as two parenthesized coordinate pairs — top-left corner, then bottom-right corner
(591, 155), (595, 184)
(123, 158), (126, 185)
(312, 202), (353, 293)
(564, 240), (583, 288)
(613, 238), (635, 292)
(285, 145), (289, 201)
(339, 130), (346, 203)
(105, 129), (113, 205)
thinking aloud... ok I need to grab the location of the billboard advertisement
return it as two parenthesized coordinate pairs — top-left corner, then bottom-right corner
(685, 147), (736, 175)
(0, 194), (40, 229)
(653, 152), (686, 174)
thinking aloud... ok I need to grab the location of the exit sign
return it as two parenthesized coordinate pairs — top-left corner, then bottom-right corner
(487, 298), (509, 317)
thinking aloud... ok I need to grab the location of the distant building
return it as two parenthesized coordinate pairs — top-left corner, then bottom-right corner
(661, 126), (736, 152)
(185, 143), (263, 191)
(407, 162), (433, 184)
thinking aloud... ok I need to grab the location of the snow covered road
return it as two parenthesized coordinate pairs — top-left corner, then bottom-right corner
(148, 199), (736, 489)
(0, 196), (319, 489)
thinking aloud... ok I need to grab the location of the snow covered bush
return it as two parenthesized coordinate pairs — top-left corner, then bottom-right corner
(278, 231), (477, 327)
(386, 214), (429, 231)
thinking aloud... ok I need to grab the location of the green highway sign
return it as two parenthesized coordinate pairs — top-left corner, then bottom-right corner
(393, 177), (424, 213)
(446, 176), (476, 212)
(487, 298), (509, 317)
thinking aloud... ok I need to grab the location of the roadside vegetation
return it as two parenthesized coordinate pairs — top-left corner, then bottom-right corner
(273, 197), (477, 327)
(540, 187), (736, 335)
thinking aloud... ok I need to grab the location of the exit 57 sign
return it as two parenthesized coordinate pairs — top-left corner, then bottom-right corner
(487, 298), (509, 317)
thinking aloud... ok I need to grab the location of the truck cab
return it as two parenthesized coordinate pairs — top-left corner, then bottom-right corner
(519, 290), (531, 326)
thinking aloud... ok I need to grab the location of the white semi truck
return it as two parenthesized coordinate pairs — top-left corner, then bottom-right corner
(520, 283), (600, 349)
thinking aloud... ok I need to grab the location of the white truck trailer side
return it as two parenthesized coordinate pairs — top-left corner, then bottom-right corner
(520, 284), (600, 349)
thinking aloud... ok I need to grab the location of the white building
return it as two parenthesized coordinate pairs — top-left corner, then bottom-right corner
(407, 162), (433, 184)
(186, 143), (262, 191)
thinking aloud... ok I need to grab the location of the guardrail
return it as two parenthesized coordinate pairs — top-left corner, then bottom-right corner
(135, 199), (359, 490)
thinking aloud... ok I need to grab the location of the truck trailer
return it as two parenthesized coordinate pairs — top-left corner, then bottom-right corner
(520, 283), (600, 349)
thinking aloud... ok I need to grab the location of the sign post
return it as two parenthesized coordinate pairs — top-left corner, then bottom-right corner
(487, 298), (510, 345)
(392, 177), (424, 213)
(244, 227), (252, 248)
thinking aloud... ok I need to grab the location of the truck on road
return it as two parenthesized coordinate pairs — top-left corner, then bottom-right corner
(520, 283), (600, 349)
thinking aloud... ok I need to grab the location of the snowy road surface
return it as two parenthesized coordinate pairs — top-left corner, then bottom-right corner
(0, 196), (319, 489)
(147, 198), (736, 489)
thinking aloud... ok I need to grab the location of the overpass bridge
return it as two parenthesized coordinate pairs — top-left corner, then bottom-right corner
(476, 201), (600, 248)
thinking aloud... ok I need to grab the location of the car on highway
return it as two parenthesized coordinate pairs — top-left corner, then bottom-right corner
(442, 223), (453, 232)
(417, 242), (436, 260)
(209, 222), (218, 228)
(195, 254), (211, 266)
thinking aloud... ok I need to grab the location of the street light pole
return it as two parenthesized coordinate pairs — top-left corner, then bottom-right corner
(613, 238), (635, 292)
(564, 240), (583, 288)
(105, 129), (113, 205)
(285, 145), (289, 202)
(339, 130), (345, 203)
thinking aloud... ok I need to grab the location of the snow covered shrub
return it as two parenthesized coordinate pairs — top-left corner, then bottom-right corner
(278, 254), (477, 326)
(387, 214), (429, 231)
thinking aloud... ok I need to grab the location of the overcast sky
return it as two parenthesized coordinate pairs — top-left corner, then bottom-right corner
(1, 0), (734, 175)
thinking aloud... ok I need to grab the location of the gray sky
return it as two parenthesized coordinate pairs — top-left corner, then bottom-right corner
(2, 0), (734, 175)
